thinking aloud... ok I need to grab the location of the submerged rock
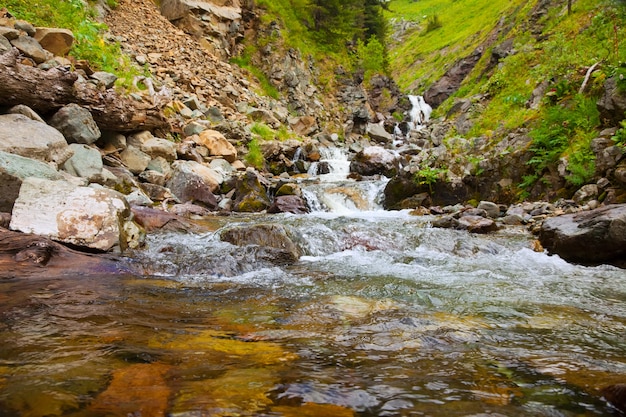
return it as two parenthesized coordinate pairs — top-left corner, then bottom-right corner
(539, 204), (626, 266)
(220, 223), (300, 264)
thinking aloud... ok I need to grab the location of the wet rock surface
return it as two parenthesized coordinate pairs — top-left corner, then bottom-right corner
(539, 204), (626, 266)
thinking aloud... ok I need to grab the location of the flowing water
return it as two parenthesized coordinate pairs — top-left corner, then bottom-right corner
(1, 150), (625, 416)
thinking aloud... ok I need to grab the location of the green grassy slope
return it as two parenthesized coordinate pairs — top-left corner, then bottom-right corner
(386, 0), (531, 92)
(387, 0), (626, 195)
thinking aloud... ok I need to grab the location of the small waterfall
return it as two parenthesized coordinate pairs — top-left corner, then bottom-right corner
(307, 147), (351, 182)
(408, 95), (432, 129)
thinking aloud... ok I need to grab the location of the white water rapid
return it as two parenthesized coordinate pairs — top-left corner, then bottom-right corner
(301, 147), (388, 214)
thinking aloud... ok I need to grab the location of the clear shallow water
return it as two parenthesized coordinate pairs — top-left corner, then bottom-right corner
(1, 210), (625, 417)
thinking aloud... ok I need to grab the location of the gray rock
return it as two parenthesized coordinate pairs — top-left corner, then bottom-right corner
(119, 145), (151, 174)
(140, 137), (177, 162)
(10, 34), (50, 63)
(539, 204), (626, 265)
(0, 150), (65, 212)
(0, 34), (11, 53)
(597, 77), (626, 127)
(62, 144), (103, 182)
(6, 105), (45, 123)
(90, 71), (118, 89)
(167, 160), (222, 209)
(183, 121), (207, 137)
(572, 184), (599, 204)
(0, 113), (71, 166)
(14, 20), (36, 36)
(48, 103), (101, 144)
(9, 177), (134, 251)
(477, 200), (500, 218)
(147, 156), (173, 178)
(0, 27), (20, 40)
(366, 123), (393, 144)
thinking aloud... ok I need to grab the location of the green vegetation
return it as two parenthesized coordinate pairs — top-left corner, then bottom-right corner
(244, 138), (265, 169)
(388, 0), (626, 196)
(230, 50), (280, 99)
(612, 119), (626, 150)
(250, 123), (299, 142)
(414, 166), (446, 193)
(4, 0), (146, 90)
(525, 95), (599, 188)
(385, 0), (528, 91)
(237, 0), (390, 93)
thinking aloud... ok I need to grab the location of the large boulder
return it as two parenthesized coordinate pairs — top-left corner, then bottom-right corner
(62, 144), (104, 183)
(9, 178), (137, 251)
(539, 204), (626, 265)
(0, 151), (65, 212)
(0, 114), (72, 166)
(193, 130), (237, 163)
(351, 146), (400, 178)
(48, 104), (101, 145)
(231, 169), (271, 212)
(34, 27), (74, 56)
(166, 160), (222, 209)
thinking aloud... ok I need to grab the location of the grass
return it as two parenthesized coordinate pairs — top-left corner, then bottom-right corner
(4, 0), (147, 90)
(385, 0), (528, 92)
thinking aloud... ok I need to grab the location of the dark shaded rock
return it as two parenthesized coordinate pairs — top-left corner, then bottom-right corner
(220, 223), (299, 264)
(167, 161), (220, 209)
(268, 195), (309, 214)
(601, 384), (626, 413)
(0, 227), (133, 278)
(131, 206), (190, 232)
(232, 170), (270, 212)
(48, 103), (101, 145)
(424, 48), (483, 108)
(539, 204), (626, 266)
(383, 176), (421, 210)
(597, 77), (626, 127)
(350, 146), (399, 178)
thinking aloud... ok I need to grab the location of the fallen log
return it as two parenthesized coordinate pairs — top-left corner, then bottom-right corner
(0, 227), (134, 278)
(0, 48), (169, 132)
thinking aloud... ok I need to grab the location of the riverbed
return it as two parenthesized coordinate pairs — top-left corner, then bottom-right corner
(1, 206), (625, 416)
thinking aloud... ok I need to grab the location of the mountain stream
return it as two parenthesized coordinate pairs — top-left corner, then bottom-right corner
(0, 148), (625, 417)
